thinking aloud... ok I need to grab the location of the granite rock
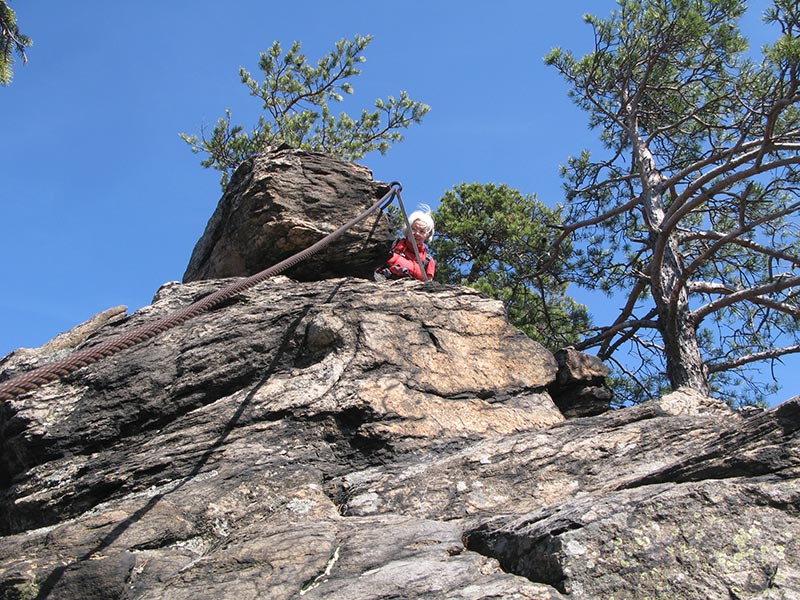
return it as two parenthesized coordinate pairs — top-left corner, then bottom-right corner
(0, 277), (797, 600)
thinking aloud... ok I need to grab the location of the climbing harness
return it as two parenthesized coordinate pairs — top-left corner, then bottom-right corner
(0, 181), (426, 402)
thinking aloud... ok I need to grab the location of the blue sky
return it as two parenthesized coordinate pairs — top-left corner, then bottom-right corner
(2, 1), (794, 405)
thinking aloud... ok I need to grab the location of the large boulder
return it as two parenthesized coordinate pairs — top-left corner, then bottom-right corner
(182, 147), (396, 283)
(0, 277), (798, 600)
(0, 277), (566, 599)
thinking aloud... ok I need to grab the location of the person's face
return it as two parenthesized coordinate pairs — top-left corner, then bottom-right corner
(411, 220), (429, 244)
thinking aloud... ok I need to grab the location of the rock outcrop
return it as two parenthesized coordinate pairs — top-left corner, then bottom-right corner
(182, 147), (396, 283)
(0, 276), (798, 600)
(547, 347), (612, 418)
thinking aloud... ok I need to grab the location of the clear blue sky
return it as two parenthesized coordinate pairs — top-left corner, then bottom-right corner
(2, 1), (794, 405)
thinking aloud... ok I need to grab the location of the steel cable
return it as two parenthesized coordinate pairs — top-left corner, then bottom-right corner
(0, 183), (402, 402)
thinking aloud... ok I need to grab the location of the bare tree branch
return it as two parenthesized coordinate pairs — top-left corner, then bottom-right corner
(692, 275), (800, 322)
(575, 317), (659, 353)
(598, 279), (649, 356)
(671, 200), (800, 307)
(688, 281), (800, 318)
(708, 345), (800, 374)
(679, 224), (800, 270)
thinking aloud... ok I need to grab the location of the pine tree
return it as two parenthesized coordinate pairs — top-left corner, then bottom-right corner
(0, 1), (31, 85)
(547, 0), (800, 405)
(432, 183), (591, 351)
(181, 35), (429, 189)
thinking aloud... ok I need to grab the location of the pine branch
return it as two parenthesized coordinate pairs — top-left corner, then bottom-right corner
(708, 345), (800, 374)
(575, 316), (659, 353)
(598, 279), (648, 357)
(680, 223), (800, 270)
(692, 275), (800, 322)
(672, 200), (800, 307)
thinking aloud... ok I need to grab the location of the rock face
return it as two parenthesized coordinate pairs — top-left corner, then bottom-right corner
(0, 276), (798, 600)
(182, 147), (396, 283)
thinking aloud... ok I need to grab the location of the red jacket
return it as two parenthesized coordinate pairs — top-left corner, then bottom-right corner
(381, 238), (436, 281)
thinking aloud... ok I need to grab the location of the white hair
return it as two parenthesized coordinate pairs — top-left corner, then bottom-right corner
(406, 204), (435, 241)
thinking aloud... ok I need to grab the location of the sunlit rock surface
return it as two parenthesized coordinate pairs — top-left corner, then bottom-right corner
(0, 276), (797, 600)
(182, 146), (395, 283)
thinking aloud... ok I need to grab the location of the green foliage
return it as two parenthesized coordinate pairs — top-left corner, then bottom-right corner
(548, 0), (800, 406)
(181, 34), (430, 188)
(0, 1), (31, 85)
(431, 183), (591, 351)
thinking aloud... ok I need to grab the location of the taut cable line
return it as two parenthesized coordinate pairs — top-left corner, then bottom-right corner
(0, 182), (408, 402)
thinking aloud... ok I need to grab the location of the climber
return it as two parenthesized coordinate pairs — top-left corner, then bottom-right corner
(374, 204), (436, 282)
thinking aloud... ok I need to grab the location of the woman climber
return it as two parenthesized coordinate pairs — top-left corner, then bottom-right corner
(374, 205), (436, 282)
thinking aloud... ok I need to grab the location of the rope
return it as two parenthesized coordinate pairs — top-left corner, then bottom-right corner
(0, 183), (402, 402)
(395, 188), (430, 282)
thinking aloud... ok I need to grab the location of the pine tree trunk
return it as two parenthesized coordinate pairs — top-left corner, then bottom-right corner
(654, 249), (711, 395)
(630, 111), (711, 396)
